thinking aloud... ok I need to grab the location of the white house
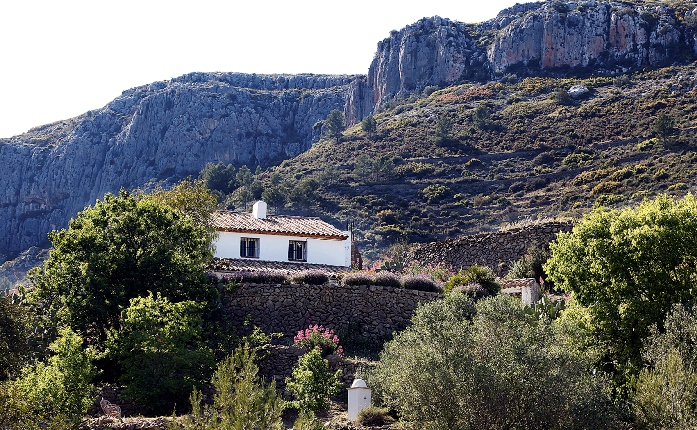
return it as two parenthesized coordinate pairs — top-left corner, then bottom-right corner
(212, 201), (352, 267)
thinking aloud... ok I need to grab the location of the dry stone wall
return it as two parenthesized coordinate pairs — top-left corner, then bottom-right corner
(406, 221), (573, 276)
(221, 282), (440, 341)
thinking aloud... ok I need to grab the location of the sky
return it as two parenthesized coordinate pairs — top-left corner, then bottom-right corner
(0, 0), (522, 139)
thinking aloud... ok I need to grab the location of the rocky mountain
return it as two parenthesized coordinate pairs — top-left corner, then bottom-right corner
(2, 0), (697, 264)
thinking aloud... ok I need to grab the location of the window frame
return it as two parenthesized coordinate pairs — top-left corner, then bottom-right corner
(240, 237), (260, 258)
(288, 240), (307, 262)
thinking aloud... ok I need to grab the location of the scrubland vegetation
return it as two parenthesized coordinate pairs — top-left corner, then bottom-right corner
(7, 59), (697, 427)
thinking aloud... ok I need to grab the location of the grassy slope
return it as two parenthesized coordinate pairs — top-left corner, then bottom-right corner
(240, 64), (697, 260)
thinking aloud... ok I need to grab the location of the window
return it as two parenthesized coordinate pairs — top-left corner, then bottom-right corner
(288, 240), (307, 262)
(240, 237), (259, 258)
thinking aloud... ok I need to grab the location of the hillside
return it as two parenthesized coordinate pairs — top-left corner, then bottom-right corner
(3, 0), (697, 265)
(261, 64), (697, 259)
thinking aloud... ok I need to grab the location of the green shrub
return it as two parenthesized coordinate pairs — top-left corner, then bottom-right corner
(371, 294), (618, 429)
(342, 272), (374, 286)
(506, 246), (551, 284)
(401, 275), (442, 293)
(111, 293), (214, 415)
(2, 328), (95, 428)
(182, 345), (285, 430)
(286, 348), (342, 414)
(444, 265), (500, 295)
(291, 270), (329, 285)
(421, 184), (451, 203)
(292, 410), (324, 430)
(546, 195), (697, 393)
(0, 295), (31, 381)
(632, 304), (697, 428)
(357, 406), (396, 426)
(221, 271), (289, 285)
(372, 271), (401, 288)
(294, 325), (344, 357)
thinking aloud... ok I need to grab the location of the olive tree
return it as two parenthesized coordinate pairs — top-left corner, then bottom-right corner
(371, 293), (617, 429)
(545, 194), (697, 389)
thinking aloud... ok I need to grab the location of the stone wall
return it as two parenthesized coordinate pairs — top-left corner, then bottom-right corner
(221, 282), (441, 341)
(405, 221), (573, 276)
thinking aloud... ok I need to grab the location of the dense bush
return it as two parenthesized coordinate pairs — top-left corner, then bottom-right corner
(110, 293), (214, 415)
(0, 328), (95, 428)
(342, 272), (375, 286)
(0, 295), (31, 381)
(632, 304), (697, 428)
(28, 189), (218, 351)
(222, 271), (289, 285)
(286, 348), (342, 414)
(401, 274), (442, 293)
(506, 246), (551, 284)
(444, 265), (500, 295)
(291, 270), (329, 285)
(357, 406), (396, 426)
(546, 195), (697, 391)
(371, 293), (618, 429)
(294, 325), (343, 357)
(182, 345), (285, 429)
(372, 271), (401, 288)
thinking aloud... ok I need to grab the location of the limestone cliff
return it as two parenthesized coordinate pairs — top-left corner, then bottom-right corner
(3, 0), (697, 263)
(0, 72), (354, 261)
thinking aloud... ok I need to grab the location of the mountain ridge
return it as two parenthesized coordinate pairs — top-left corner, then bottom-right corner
(3, 0), (697, 264)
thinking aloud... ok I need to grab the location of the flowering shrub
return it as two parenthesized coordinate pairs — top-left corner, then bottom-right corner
(291, 270), (329, 285)
(221, 271), (288, 285)
(342, 272), (375, 286)
(372, 271), (401, 288)
(294, 325), (343, 357)
(401, 274), (442, 293)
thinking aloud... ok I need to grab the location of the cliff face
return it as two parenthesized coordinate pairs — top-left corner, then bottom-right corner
(366, 16), (486, 110)
(3, 0), (697, 263)
(0, 73), (354, 261)
(487, 1), (691, 74)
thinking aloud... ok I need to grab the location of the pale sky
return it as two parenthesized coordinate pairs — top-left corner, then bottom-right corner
(0, 0), (522, 138)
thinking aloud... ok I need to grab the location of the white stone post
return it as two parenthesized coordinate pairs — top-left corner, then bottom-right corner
(347, 379), (372, 421)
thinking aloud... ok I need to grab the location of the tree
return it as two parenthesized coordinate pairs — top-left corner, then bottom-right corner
(435, 114), (453, 141)
(371, 293), (617, 429)
(144, 178), (218, 244)
(262, 186), (287, 214)
(286, 348), (342, 414)
(110, 293), (214, 415)
(323, 109), (345, 142)
(29, 190), (217, 350)
(182, 345), (285, 430)
(545, 195), (697, 392)
(235, 165), (254, 210)
(653, 112), (675, 141)
(361, 115), (377, 136)
(633, 304), (697, 429)
(198, 162), (237, 195)
(1, 328), (95, 428)
(472, 104), (491, 130)
(0, 295), (31, 381)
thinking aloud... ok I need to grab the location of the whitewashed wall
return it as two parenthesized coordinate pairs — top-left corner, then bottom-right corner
(214, 231), (351, 267)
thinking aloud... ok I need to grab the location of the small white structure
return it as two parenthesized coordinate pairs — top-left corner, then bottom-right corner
(347, 379), (372, 421)
(212, 201), (352, 267)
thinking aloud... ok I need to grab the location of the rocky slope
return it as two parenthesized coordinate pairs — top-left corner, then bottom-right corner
(3, 0), (697, 264)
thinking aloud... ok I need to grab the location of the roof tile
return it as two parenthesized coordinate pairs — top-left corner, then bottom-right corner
(212, 211), (348, 240)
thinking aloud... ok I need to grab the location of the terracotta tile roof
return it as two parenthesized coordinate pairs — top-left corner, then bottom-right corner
(208, 258), (350, 277)
(212, 211), (349, 240)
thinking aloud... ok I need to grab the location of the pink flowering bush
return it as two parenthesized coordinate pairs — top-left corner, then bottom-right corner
(294, 325), (344, 357)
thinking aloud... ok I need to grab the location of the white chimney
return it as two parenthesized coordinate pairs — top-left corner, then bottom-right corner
(252, 201), (267, 219)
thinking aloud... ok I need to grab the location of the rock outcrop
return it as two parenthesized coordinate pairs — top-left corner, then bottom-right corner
(487, 1), (692, 74)
(3, 1), (697, 263)
(0, 73), (354, 260)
